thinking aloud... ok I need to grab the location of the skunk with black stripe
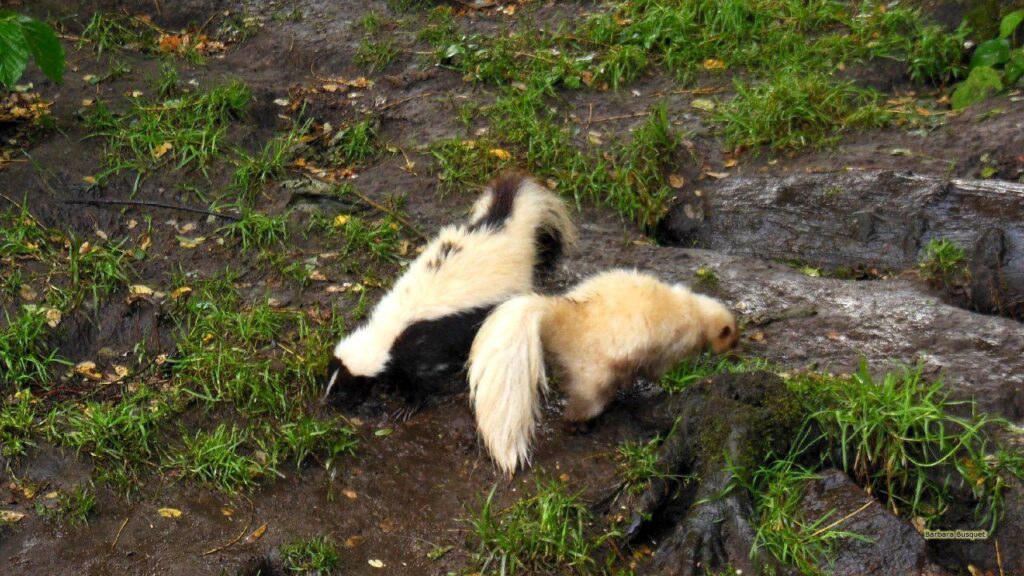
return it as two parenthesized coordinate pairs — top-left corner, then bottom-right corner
(322, 174), (576, 411)
(468, 269), (739, 474)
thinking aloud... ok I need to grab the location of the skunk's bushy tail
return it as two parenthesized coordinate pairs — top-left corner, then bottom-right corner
(468, 293), (552, 474)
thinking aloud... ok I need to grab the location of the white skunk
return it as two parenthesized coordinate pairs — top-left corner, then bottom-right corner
(468, 269), (739, 473)
(323, 174), (576, 411)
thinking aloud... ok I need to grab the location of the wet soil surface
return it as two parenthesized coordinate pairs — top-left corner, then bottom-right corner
(2, 1), (1024, 575)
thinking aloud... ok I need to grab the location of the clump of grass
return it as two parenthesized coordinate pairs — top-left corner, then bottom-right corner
(0, 204), (54, 260)
(715, 72), (889, 152)
(919, 238), (969, 287)
(428, 138), (514, 193)
(272, 416), (358, 472)
(789, 362), (1024, 530)
(0, 307), (66, 388)
(606, 103), (679, 227)
(660, 355), (769, 394)
(170, 423), (263, 493)
(468, 478), (619, 574)
(222, 210), (289, 251)
(354, 39), (398, 72)
(232, 121), (308, 204)
(329, 118), (382, 166)
(693, 266), (719, 291)
(67, 239), (132, 307)
(0, 388), (37, 458)
(280, 535), (341, 574)
(737, 452), (868, 575)
(417, 6), (458, 45)
(360, 12), (385, 35)
(79, 12), (155, 56)
(35, 485), (97, 526)
(85, 80), (252, 183)
(616, 422), (687, 493)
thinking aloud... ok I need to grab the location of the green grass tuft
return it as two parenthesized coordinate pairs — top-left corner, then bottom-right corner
(35, 485), (97, 526)
(281, 535), (341, 574)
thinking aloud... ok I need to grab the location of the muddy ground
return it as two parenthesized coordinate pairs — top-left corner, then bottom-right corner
(1, 0), (1023, 575)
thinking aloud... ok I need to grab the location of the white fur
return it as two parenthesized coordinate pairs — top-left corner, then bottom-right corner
(333, 178), (576, 377)
(468, 270), (738, 474)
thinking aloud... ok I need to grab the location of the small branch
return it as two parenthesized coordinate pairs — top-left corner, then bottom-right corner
(588, 111), (650, 123)
(203, 496), (255, 556)
(806, 499), (873, 540)
(376, 91), (435, 112)
(111, 515), (131, 551)
(64, 198), (241, 221)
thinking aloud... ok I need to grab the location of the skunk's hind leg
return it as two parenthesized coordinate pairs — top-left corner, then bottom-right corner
(562, 363), (619, 426)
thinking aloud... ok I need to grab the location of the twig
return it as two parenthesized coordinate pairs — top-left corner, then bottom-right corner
(377, 91), (435, 112)
(806, 499), (873, 540)
(997, 539), (1004, 576)
(64, 198), (241, 221)
(203, 495), (255, 556)
(305, 175), (427, 241)
(111, 515), (131, 551)
(589, 111), (650, 123)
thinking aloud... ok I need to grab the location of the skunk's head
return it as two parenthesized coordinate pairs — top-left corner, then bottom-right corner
(322, 356), (375, 409)
(689, 292), (739, 354)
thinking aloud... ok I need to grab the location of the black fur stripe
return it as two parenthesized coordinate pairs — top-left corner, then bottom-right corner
(469, 172), (524, 231)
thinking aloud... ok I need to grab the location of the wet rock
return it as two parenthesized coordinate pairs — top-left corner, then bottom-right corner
(926, 482), (1024, 575)
(659, 170), (1024, 319)
(799, 469), (952, 576)
(608, 372), (803, 576)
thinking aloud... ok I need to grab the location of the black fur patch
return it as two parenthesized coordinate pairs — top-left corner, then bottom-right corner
(469, 173), (523, 231)
(427, 240), (463, 271)
(386, 305), (494, 408)
(322, 356), (375, 409)
(533, 224), (564, 279)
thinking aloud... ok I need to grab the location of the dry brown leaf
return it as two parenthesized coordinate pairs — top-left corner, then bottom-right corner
(45, 308), (62, 328)
(170, 286), (193, 301)
(489, 148), (512, 161)
(177, 236), (206, 249)
(344, 535), (364, 548)
(702, 58), (726, 70)
(0, 510), (25, 523)
(368, 559), (385, 569)
(244, 523), (268, 544)
(19, 284), (37, 302)
(704, 171), (729, 180)
(309, 270), (329, 282)
(723, 158), (738, 168)
(668, 174), (685, 189)
(343, 489), (358, 500)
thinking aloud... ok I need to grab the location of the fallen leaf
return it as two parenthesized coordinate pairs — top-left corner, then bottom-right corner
(152, 142), (173, 159)
(75, 361), (104, 381)
(177, 236), (206, 249)
(368, 559), (385, 569)
(109, 365), (130, 382)
(749, 331), (766, 343)
(138, 234), (152, 251)
(344, 535), (364, 548)
(343, 489), (357, 500)
(273, 98), (290, 106)
(158, 507), (183, 519)
(333, 214), (351, 227)
(19, 284), (37, 302)
(489, 148), (512, 161)
(45, 308), (62, 328)
(130, 285), (155, 297)
(170, 286), (192, 300)
(691, 98), (716, 111)
(82, 176), (97, 185)
(308, 270), (328, 282)
(244, 523), (268, 543)
(723, 158), (738, 168)
(704, 171), (729, 179)
(0, 510), (25, 523)
(221, 507), (234, 517)
(79, 241), (92, 255)
(668, 174), (685, 189)
(889, 148), (913, 156)
(702, 58), (726, 70)
(374, 428), (393, 437)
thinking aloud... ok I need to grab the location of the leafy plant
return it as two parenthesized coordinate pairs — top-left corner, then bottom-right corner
(951, 10), (1024, 109)
(0, 11), (64, 88)
(919, 238), (969, 287)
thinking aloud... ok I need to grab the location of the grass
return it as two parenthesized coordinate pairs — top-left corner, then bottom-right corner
(222, 210), (289, 251)
(737, 450), (869, 575)
(355, 39), (398, 72)
(616, 421), (687, 493)
(468, 478), (619, 575)
(170, 424), (263, 493)
(232, 120), (308, 204)
(79, 12), (155, 56)
(715, 72), (889, 152)
(35, 485), (97, 527)
(0, 388), (37, 458)
(0, 307), (67, 388)
(330, 118), (383, 166)
(659, 354), (770, 394)
(919, 238), (969, 286)
(788, 362), (1024, 530)
(281, 535), (341, 574)
(85, 81), (251, 184)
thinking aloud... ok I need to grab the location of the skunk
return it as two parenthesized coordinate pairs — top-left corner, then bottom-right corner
(323, 174), (576, 411)
(468, 269), (739, 474)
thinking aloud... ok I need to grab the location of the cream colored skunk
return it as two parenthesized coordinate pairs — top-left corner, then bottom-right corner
(468, 269), (739, 473)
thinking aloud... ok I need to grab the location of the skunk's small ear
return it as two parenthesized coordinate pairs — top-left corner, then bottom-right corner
(719, 325), (732, 339)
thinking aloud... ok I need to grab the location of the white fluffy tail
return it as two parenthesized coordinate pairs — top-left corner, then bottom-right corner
(468, 294), (552, 474)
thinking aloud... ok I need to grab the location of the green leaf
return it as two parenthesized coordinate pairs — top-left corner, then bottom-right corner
(970, 38), (1011, 69)
(0, 13), (29, 88)
(19, 16), (64, 84)
(999, 9), (1024, 39)
(1006, 50), (1024, 85)
(951, 66), (1004, 110)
